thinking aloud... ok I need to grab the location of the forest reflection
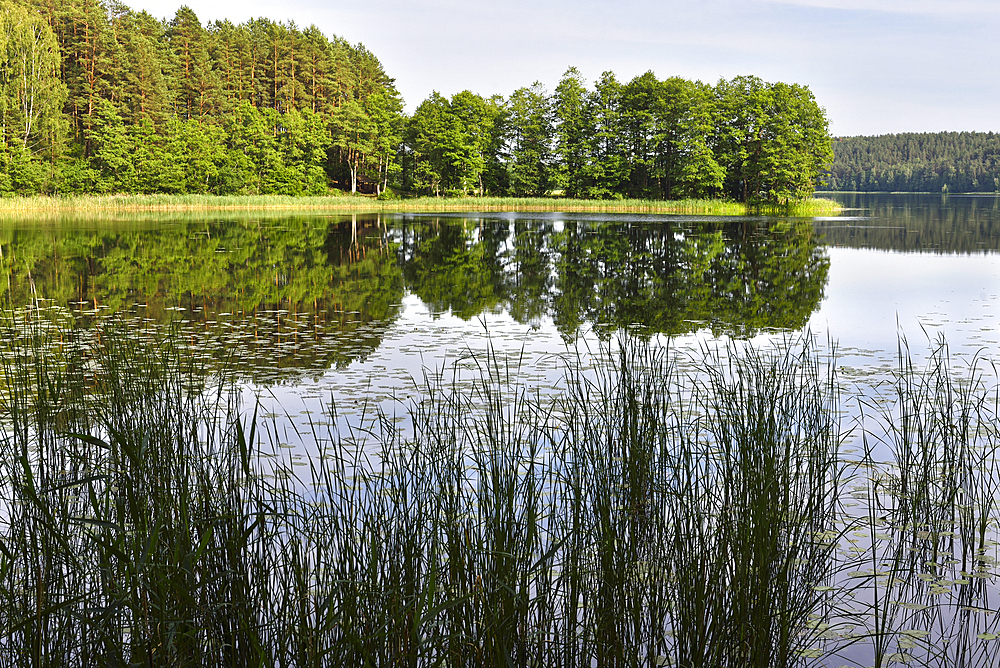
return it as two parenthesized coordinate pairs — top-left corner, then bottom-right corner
(0, 213), (830, 380)
(816, 193), (1000, 253)
(396, 215), (828, 340)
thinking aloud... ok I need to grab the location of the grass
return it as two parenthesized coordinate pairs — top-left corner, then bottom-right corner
(1, 308), (996, 666)
(818, 336), (1000, 667)
(0, 193), (842, 219)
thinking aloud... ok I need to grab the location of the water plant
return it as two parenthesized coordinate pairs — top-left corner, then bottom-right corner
(819, 335), (1000, 668)
(0, 193), (841, 219)
(2, 308), (997, 667)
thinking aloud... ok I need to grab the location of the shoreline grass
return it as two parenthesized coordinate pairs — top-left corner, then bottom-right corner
(0, 193), (842, 219)
(5, 310), (994, 666)
(0, 313), (844, 666)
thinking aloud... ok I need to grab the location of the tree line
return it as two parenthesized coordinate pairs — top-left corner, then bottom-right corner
(1, 0), (833, 202)
(404, 72), (832, 203)
(1, 0), (401, 196)
(826, 132), (1000, 192)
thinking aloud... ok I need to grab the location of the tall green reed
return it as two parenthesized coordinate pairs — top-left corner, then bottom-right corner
(660, 338), (842, 668)
(0, 310), (851, 666)
(822, 334), (1000, 668)
(0, 194), (841, 219)
(0, 312), (267, 665)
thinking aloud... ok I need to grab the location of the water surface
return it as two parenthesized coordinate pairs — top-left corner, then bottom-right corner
(1, 193), (997, 429)
(3, 194), (1000, 665)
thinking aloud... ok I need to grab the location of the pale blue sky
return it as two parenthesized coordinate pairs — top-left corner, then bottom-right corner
(123, 0), (999, 137)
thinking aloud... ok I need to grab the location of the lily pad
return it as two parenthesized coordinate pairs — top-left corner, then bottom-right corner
(894, 602), (930, 611)
(900, 629), (930, 638)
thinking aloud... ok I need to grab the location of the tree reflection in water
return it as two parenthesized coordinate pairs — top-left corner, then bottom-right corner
(0, 212), (829, 381)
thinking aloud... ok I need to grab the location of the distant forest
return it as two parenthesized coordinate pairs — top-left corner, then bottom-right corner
(826, 132), (1000, 192)
(1, 0), (833, 202)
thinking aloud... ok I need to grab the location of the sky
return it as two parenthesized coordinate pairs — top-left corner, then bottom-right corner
(122, 0), (999, 137)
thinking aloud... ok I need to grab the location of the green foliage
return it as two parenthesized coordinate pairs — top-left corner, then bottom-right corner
(167, 5), (219, 121)
(584, 71), (629, 198)
(327, 44), (403, 195)
(406, 90), (504, 196)
(618, 72), (725, 199)
(713, 76), (833, 204)
(507, 82), (555, 196)
(1, 0), (832, 202)
(463, 69), (826, 203)
(0, 0), (67, 194)
(406, 92), (450, 195)
(552, 67), (589, 197)
(826, 132), (1000, 192)
(112, 8), (172, 126)
(2, 0), (403, 196)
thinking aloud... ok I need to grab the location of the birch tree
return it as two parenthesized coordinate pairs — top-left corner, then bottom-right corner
(0, 0), (66, 152)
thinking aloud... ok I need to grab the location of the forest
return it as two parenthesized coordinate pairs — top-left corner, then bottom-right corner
(826, 132), (1000, 192)
(1, 0), (833, 202)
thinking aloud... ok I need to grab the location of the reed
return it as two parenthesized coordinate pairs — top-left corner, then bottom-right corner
(9, 308), (998, 666)
(818, 334), (1000, 667)
(0, 193), (841, 219)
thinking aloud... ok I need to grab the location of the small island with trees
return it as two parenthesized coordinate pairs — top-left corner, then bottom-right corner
(1, 0), (836, 209)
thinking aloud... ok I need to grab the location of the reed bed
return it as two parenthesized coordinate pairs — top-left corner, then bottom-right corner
(817, 336), (1000, 667)
(0, 194), (841, 220)
(1, 310), (996, 667)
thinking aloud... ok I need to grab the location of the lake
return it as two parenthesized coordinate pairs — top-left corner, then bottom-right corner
(2, 192), (999, 665)
(3, 193), (997, 422)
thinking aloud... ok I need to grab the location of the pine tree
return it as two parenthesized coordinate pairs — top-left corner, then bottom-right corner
(167, 5), (218, 120)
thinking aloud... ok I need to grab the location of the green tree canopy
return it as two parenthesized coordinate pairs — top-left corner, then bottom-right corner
(405, 90), (503, 196)
(507, 82), (554, 197)
(826, 132), (1000, 192)
(0, 0), (834, 201)
(0, 0), (66, 192)
(713, 76), (833, 203)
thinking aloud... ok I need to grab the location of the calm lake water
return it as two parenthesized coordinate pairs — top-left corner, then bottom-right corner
(2, 193), (998, 429)
(3, 193), (1000, 665)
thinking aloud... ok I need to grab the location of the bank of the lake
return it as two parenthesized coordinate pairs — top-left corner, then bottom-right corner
(0, 193), (842, 218)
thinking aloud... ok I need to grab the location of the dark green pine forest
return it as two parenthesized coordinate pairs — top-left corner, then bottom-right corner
(1, 0), (834, 202)
(826, 132), (1000, 192)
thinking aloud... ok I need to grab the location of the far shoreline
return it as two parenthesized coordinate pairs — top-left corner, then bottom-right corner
(0, 194), (843, 218)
